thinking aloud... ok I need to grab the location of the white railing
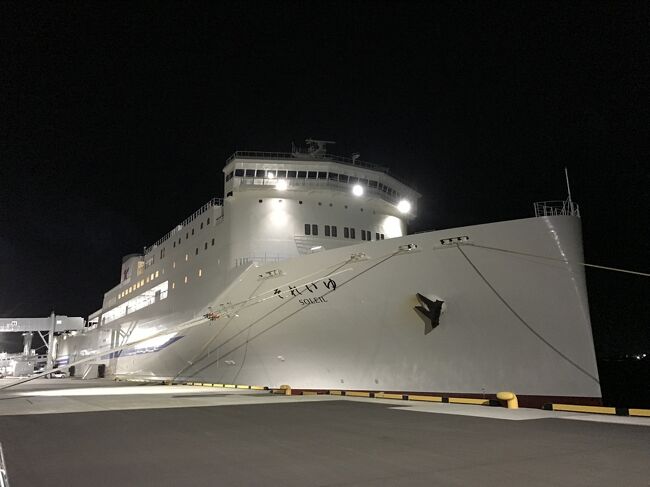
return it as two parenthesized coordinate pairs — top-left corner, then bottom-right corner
(144, 197), (223, 255)
(226, 150), (388, 173)
(533, 199), (580, 217)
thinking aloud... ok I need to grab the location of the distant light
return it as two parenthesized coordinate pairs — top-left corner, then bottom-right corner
(397, 200), (411, 214)
(275, 179), (288, 191)
(56, 320), (62, 325)
(267, 171), (275, 179)
(352, 184), (364, 196)
(310, 246), (323, 252)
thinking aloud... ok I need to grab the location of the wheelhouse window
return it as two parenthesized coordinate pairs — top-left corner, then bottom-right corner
(234, 169), (244, 177)
(325, 225), (330, 237)
(344, 227), (349, 238)
(245, 169), (255, 177)
(297, 170), (307, 178)
(350, 228), (356, 239)
(305, 224), (311, 235)
(331, 226), (337, 237)
(328, 172), (339, 181)
(307, 171), (317, 179)
(317, 172), (327, 179)
(311, 224), (318, 236)
(287, 170), (297, 178)
(277, 170), (287, 178)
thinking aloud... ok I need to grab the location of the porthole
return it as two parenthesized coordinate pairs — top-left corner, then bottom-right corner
(259, 199), (263, 203)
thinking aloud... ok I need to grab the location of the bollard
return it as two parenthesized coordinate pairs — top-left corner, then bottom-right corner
(496, 391), (519, 409)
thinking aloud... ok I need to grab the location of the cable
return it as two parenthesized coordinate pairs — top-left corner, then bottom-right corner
(464, 243), (649, 278)
(456, 245), (600, 384)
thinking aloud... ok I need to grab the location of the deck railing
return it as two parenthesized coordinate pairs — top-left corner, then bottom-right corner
(226, 150), (389, 173)
(143, 197), (223, 255)
(533, 199), (580, 218)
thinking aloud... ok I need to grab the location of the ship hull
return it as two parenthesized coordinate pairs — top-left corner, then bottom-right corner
(61, 215), (602, 403)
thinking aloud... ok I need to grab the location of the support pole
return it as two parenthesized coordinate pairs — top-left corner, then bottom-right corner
(46, 311), (56, 370)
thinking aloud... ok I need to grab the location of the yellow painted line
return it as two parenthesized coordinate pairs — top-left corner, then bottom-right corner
(552, 404), (617, 415)
(629, 408), (650, 417)
(448, 397), (490, 405)
(213, 384), (224, 388)
(302, 391), (318, 395)
(346, 391), (371, 398)
(329, 390), (343, 395)
(375, 393), (404, 400)
(408, 395), (443, 403)
(250, 385), (265, 390)
(236, 385), (250, 389)
(202, 383), (213, 387)
(224, 384), (237, 388)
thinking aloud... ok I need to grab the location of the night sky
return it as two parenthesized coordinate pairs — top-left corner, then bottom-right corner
(1, 2), (648, 358)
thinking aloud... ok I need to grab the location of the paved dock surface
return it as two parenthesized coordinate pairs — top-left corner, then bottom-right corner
(0, 379), (648, 486)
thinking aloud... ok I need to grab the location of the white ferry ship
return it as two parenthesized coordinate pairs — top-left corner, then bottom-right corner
(54, 140), (601, 406)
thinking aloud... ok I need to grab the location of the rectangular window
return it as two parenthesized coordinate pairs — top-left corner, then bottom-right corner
(307, 171), (317, 179)
(265, 170), (276, 178)
(359, 178), (368, 186)
(297, 170), (307, 178)
(226, 172), (233, 181)
(235, 169), (244, 177)
(350, 228), (356, 239)
(173, 242), (176, 248)
(367, 230), (371, 241)
(155, 270), (159, 278)
(361, 230), (366, 241)
(191, 228), (195, 235)
(195, 247), (199, 255)
(256, 169), (266, 177)
(312, 224), (318, 236)
(344, 227), (349, 238)
(198, 269), (202, 277)
(277, 170), (287, 177)
(305, 224), (311, 236)
(339, 174), (349, 183)
(376, 232), (380, 240)
(245, 169), (255, 177)
(369, 180), (378, 188)
(200, 222), (203, 229)
(381, 234), (385, 240)
(204, 242), (208, 250)
(325, 225), (330, 237)
(207, 217), (210, 225)
(317, 172), (327, 179)
(332, 226), (337, 237)
(211, 238), (215, 246)
(348, 176), (358, 184)
(328, 172), (339, 181)
(287, 170), (297, 178)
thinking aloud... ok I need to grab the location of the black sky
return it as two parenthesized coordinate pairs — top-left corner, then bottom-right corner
(0, 1), (648, 357)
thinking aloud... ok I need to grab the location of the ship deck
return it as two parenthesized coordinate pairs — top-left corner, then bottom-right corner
(0, 379), (648, 486)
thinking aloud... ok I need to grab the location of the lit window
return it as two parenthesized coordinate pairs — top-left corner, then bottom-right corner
(140, 279), (144, 286)
(173, 261), (176, 269)
(150, 273), (154, 280)
(155, 271), (159, 278)
(184, 276), (188, 284)
(198, 269), (202, 277)
(146, 277), (149, 283)
(185, 254), (188, 261)
(172, 282), (175, 289)
(305, 224), (311, 236)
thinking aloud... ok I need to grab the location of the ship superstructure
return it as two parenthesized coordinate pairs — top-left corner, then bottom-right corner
(55, 141), (601, 405)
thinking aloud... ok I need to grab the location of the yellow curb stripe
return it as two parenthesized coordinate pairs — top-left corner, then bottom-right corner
(408, 395), (443, 403)
(375, 393), (404, 400)
(346, 391), (371, 397)
(448, 397), (490, 405)
(629, 408), (650, 417)
(552, 404), (616, 415)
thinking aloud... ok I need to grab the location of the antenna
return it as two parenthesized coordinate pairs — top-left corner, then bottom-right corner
(564, 167), (574, 214)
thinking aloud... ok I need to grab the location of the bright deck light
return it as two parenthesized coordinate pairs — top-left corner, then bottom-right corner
(352, 184), (364, 196)
(397, 200), (411, 214)
(275, 179), (288, 191)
